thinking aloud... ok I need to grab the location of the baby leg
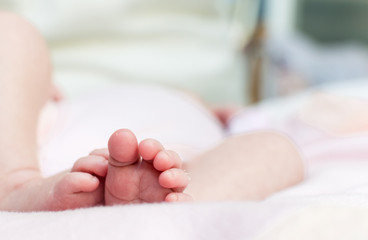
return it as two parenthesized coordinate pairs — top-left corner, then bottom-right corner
(0, 12), (51, 175)
(0, 12), (106, 212)
(185, 132), (304, 201)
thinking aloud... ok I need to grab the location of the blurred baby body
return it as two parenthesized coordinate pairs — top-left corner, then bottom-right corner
(38, 84), (225, 176)
(229, 90), (368, 163)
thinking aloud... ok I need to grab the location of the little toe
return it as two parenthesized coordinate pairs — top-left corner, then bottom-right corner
(138, 138), (164, 161)
(108, 129), (140, 166)
(165, 192), (193, 202)
(72, 155), (108, 177)
(153, 150), (182, 171)
(159, 168), (190, 190)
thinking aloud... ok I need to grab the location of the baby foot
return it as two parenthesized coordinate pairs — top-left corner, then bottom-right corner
(0, 151), (108, 212)
(105, 129), (191, 205)
(49, 150), (109, 210)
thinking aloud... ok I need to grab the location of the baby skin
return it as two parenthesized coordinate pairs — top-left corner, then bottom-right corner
(0, 129), (191, 211)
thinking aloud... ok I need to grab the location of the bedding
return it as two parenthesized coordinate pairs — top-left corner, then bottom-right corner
(2, 80), (368, 239)
(38, 84), (225, 176)
(1, 197), (368, 240)
(0, 0), (258, 104)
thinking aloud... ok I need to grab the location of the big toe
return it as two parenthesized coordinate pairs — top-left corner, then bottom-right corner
(108, 129), (140, 166)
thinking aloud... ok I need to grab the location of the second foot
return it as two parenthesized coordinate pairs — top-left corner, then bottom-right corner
(105, 129), (192, 205)
(0, 151), (108, 212)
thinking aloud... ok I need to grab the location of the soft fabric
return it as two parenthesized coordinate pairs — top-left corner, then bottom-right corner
(39, 84), (224, 176)
(1, 196), (368, 240)
(0, 0), (258, 104)
(258, 204), (368, 240)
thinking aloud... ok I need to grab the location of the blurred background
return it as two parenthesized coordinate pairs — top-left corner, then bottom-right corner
(1, 0), (368, 104)
(263, 0), (368, 101)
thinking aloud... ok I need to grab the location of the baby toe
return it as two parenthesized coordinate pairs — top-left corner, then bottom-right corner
(165, 192), (193, 202)
(153, 150), (182, 171)
(89, 148), (109, 159)
(72, 155), (108, 177)
(108, 129), (140, 167)
(159, 168), (190, 190)
(56, 172), (100, 195)
(138, 138), (164, 161)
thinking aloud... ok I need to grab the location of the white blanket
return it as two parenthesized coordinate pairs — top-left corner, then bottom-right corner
(1, 197), (368, 240)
